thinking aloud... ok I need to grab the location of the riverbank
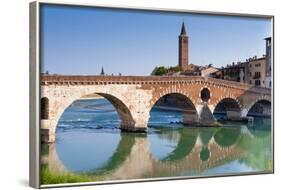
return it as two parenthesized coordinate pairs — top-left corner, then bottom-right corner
(41, 165), (105, 184)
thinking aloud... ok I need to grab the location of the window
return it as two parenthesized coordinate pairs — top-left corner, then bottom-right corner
(254, 72), (261, 79)
(255, 80), (261, 86)
(255, 63), (261, 67)
(41, 97), (49, 119)
(249, 80), (252, 84)
(249, 72), (252, 77)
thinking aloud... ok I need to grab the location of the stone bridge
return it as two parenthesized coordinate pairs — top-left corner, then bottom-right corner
(40, 75), (271, 142)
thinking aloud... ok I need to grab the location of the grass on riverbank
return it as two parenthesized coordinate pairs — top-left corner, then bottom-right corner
(41, 165), (98, 185)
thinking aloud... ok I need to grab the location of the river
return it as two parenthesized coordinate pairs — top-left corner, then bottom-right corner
(40, 98), (272, 185)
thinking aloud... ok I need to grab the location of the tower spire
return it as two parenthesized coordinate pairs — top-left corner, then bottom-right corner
(100, 66), (105, 75)
(180, 22), (187, 35)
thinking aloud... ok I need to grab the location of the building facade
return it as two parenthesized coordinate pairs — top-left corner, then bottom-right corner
(199, 66), (219, 77)
(211, 37), (271, 88)
(246, 57), (266, 87)
(212, 63), (245, 83)
(212, 57), (267, 87)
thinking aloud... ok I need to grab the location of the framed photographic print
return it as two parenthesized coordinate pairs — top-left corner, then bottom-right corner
(29, 1), (274, 188)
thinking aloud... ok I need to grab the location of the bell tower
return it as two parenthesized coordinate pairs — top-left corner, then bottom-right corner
(178, 22), (189, 70)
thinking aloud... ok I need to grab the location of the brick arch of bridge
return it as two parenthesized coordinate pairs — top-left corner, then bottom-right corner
(202, 85), (244, 114)
(147, 87), (199, 123)
(148, 81), (246, 113)
(41, 89), (136, 139)
(212, 96), (243, 114)
(241, 95), (271, 117)
(146, 82), (246, 123)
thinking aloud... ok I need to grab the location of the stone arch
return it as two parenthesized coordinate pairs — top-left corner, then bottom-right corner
(213, 96), (242, 112)
(246, 96), (271, 117)
(98, 93), (136, 129)
(41, 97), (49, 120)
(213, 96), (242, 120)
(53, 91), (135, 133)
(148, 91), (199, 125)
(150, 87), (197, 112)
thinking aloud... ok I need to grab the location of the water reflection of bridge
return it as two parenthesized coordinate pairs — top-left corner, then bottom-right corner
(42, 125), (271, 181)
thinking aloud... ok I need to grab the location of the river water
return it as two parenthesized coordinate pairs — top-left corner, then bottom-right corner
(41, 98), (272, 184)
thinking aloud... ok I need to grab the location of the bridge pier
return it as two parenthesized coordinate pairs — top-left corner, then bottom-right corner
(41, 120), (56, 143)
(225, 110), (242, 120)
(196, 104), (217, 126)
(41, 128), (56, 143)
(183, 113), (199, 124)
(182, 104), (219, 126)
(240, 108), (248, 117)
(120, 124), (147, 133)
(121, 112), (149, 133)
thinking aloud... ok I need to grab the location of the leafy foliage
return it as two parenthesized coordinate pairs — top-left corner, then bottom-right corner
(151, 66), (182, 76)
(151, 66), (168, 76)
(168, 66), (182, 72)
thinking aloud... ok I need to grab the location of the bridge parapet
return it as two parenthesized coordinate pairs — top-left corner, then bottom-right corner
(41, 75), (270, 94)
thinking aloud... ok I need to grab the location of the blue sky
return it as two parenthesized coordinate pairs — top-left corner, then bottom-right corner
(41, 4), (272, 75)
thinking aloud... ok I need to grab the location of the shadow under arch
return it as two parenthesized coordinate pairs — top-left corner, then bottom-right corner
(247, 99), (271, 118)
(148, 93), (199, 126)
(213, 97), (241, 120)
(55, 92), (135, 133)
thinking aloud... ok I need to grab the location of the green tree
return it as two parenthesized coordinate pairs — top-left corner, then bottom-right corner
(168, 66), (182, 72)
(151, 66), (168, 76)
